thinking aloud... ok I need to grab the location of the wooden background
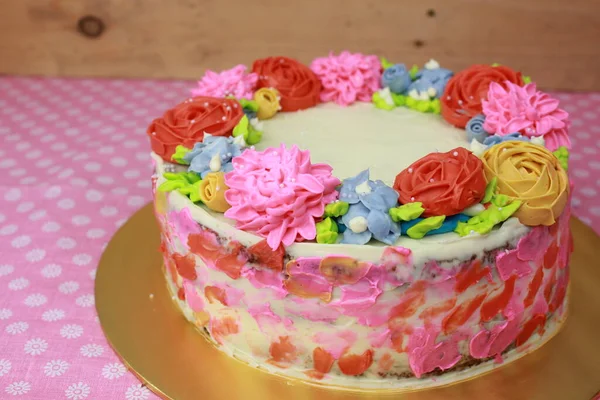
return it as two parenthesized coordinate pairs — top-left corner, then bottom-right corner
(1, 0), (600, 91)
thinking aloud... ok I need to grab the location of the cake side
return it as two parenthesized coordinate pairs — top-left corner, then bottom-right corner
(153, 155), (571, 386)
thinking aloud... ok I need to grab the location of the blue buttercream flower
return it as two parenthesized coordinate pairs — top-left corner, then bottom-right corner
(338, 170), (401, 245)
(483, 132), (530, 147)
(466, 114), (490, 143)
(408, 66), (453, 99)
(183, 135), (244, 178)
(381, 64), (412, 94)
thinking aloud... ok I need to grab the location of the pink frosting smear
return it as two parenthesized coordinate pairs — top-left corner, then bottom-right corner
(284, 297), (340, 323)
(407, 327), (463, 378)
(241, 267), (288, 299)
(482, 81), (571, 151)
(183, 280), (204, 312)
(469, 316), (521, 359)
(224, 145), (340, 250)
(168, 208), (202, 251)
(247, 303), (293, 332)
(190, 64), (258, 100)
(310, 51), (382, 106)
(495, 249), (532, 281)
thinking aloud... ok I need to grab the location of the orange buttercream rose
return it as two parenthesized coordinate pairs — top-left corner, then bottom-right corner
(441, 65), (523, 128)
(481, 141), (569, 226)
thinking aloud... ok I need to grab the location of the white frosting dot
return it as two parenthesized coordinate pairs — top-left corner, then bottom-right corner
(458, 100), (463, 105)
(221, 116), (226, 121)
(411, 197), (415, 201)
(453, 151), (459, 156)
(348, 216), (368, 233)
(204, 102), (209, 107)
(279, 183), (285, 188)
(429, 178), (434, 182)
(408, 168), (413, 173)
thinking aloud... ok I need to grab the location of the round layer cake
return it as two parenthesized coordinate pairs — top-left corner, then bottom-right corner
(149, 55), (572, 389)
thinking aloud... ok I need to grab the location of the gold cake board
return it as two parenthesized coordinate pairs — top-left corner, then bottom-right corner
(95, 204), (600, 400)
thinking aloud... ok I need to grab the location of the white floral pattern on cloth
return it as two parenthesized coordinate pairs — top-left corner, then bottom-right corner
(0, 76), (598, 399)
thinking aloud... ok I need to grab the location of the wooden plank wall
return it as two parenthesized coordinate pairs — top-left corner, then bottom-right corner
(0, 0), (599, 91)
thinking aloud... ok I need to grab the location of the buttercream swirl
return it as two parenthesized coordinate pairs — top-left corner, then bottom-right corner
(393, 148), (487, 217)
(147, 96), (243, 162)
(481, 141), (569, 226)
(252, 56), (321, 112)
(224, 145), (340, 249)
(482, 81), (571, 151)
(310, 51), (382, 106)
(441, 65), (523, 128)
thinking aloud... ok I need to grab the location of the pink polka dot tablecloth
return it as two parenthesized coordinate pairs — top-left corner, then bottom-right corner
(0, 76), (599, 399)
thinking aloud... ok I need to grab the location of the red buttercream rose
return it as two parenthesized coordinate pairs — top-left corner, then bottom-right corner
(393, 147), (486, 216)
(252, 56), (321, 111)
(147, 96), (243, 161)
(441, 65), (523, 128)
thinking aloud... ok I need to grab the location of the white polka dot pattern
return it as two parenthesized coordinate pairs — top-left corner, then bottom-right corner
(0, 78), (596, 399)
(0, 76), (186, 398)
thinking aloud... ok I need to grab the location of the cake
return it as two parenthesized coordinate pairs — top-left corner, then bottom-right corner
(148, 53), (572, 389)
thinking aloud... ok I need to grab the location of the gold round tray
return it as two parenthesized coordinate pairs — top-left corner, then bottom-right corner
(95, 204), (600, 400)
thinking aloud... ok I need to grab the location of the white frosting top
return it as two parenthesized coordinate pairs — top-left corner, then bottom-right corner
(259, 102), (469, 185)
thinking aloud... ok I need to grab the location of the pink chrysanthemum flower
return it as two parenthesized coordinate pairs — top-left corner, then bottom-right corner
(482, 81), (571, 151)
(310, 51), (382, 106)
(191, 65), (258, 100)
(224, 145), (340, 250)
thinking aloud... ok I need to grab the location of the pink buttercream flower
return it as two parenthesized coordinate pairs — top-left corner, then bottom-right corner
(224, 145), (340, 250)
(191, 65), (258, 100)
(310, 51), (382, 106)
(482, 81), (571, 151)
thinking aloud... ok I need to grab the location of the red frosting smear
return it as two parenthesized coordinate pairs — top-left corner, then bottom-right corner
(480, 276), (516, 322)
(454, 260), (492, 293)
(418, 298), (457, 321)
(147, 96), (243, 161)
(442, 293), (487, 334)
(393, 147), (486, 217)
(441, 64), (524, 128)
(172, 253), (197, 281)
(313, 347), (335, 374)
(268, 336), (298, 367)
(543, 240), (559, 269)
(252, 56), (321, 111)
(210, 316), (239, 345)
(338, 349), (374, 376)
(388, 281), (427, 320)
(248, 239), (285, 272)
(188, 231), (247, 279)
(515, 314), (547, 347)
(204, 286), (227, 305)
(378, 353), (394, 373)
(543, 268), (558, 304)
(549, 270), (569, 313)
(523, 265), (544, 309)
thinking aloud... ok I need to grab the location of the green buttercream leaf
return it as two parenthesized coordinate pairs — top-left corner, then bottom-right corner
(482, 176), (498, 204)
(406, 97), (438, 113)
(324, 201), (349, 218)
(372, 91), (395, 111)
(316, 217), (338, 234)
(492, 194), (510, 207)
(232, 115), (263, 145)
(491, 63), (501, 67)
(239, 98), (259, 112)
(430, 98), (441, 114)
(380, 57), (394, 70)
(389, 202), (424, 222)
(158, 180), (186, 193)
(316, 217), (339, 244)
(317, 231), (339, 244)
(232, 115), (249, 138)
(180, 181), (203, 203)
(553, 146), (569, 171)
(409, 64), (420, 80)
(171, 146), (191, 165)
(407, 216), (445, 239)
(523, 75), (532, 84)
(391, 93), (407, 106)
(455, 200), (522, 237)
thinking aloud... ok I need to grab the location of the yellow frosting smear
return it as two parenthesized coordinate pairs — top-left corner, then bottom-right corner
(198, 172), (230, 213)
(481, 141), (569, 226)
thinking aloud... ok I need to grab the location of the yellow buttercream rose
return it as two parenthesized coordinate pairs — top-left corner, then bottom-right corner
(197, 172), (230, 213)
(481, 141), (569, 226)
(254, 88), (280, 120)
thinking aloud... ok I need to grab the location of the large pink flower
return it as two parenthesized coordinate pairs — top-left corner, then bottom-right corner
(310, 51), (382, 106)
(224, 145), (340, 250)
(482, 81), (571, 151)
(191, 65), (258, 100)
